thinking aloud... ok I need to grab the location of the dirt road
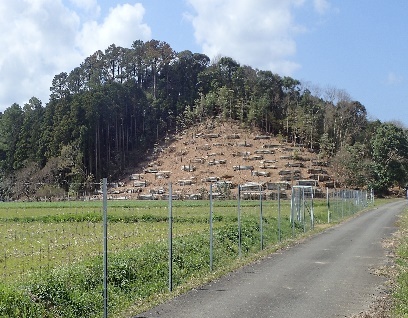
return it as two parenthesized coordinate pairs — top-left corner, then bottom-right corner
(135, 200), (406, 318)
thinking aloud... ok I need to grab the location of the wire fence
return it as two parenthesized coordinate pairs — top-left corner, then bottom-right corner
(0, 181), (373, 317)
(327, 188), (373, 222)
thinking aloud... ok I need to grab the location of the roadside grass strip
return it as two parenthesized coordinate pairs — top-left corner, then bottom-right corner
(393, 208), (408, 316)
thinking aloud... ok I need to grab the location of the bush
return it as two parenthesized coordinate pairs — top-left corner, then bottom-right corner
(0, 284), (49, 317)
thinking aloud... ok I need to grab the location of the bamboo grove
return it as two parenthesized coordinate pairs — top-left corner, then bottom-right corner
(0, 39), (407, 200)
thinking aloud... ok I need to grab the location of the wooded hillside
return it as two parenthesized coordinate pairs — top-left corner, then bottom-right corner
(0, 39), (407, 200)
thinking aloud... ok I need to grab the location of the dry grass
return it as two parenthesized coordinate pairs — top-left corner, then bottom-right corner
(348, 230), (403, 317)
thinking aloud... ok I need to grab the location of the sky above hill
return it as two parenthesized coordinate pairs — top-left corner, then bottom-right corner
(1, 0), (407, 126)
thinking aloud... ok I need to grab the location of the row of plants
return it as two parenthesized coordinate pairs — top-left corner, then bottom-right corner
(0, 197), (360, 281)
(0, 200), (286, 281)
(0, 197), (367, 316)
(0, 199), (282, 221)
(0, 216), (296, 317)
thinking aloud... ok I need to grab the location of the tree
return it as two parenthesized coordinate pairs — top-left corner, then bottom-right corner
(104, 44), (127, 83)
(58, 142), (86, 188)
(167, 50), (209, 115)
(319, 132), (335, 158)
(14, 97), (44, 168)
(0, 39), (382, 200)
(144, 40), (175, 99)
(297, 90), (324, 149)
(50, 72), (69, 100)
(371, 123), (408, 195)
(67, 67), (85, 94)
(248, 93), (271, 131)
(82, 50), (105, 89)
(336, 101), (367, 146)
(282, 76), (301, 141)
(217, 57), (240, 88)
(216, 86), (234, 119)
(332, 143), (374, 188)
(250, 70), (284, 134)
(0, 103), (24, 174)
(12, 161), (41, 200)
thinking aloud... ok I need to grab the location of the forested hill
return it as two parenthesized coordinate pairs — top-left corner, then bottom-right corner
(0, 39), (407, 200)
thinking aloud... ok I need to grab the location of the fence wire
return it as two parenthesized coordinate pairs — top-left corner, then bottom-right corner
(327, 188), (372, 223)
(0, 183), (373, 317)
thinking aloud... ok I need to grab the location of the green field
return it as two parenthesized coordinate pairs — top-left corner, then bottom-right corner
(0, 200), (292, 281)
(0, 196), (369, 317)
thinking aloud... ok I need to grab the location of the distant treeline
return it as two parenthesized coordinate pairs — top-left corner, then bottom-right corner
(0, 39), (407, 200)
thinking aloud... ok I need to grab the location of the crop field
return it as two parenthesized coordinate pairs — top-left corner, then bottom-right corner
(0, 200), (291, 280)
(0, 196), (365, 317)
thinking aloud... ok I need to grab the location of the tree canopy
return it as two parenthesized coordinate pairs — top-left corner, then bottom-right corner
(0, 39), (407, 200)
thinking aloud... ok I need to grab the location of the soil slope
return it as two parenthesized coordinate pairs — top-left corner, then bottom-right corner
(112, 119), (336, 199)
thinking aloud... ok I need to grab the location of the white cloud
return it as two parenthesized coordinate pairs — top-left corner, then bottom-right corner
(186, 0), (310, 75)
(386, 72), (403, 85)
(0, 0), (81, 110)
(69, 0), (99, 12)
(76, 3), (151, 56)
(313, 0), (330, 14)
(186, 0), (337, 76)
(0, 1), (151, 111)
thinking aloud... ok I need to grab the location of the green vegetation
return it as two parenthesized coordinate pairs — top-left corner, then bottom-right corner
(0, 197), (371, 317)
(0, 35), (403, 316)
(393, 207), (408, 316)
(0, 40), (407, 200)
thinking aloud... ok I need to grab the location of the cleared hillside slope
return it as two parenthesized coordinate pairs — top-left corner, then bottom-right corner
(112, 119), (336, 200)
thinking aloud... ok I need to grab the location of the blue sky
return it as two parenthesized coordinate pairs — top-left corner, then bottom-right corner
(1, 0), (407, 126)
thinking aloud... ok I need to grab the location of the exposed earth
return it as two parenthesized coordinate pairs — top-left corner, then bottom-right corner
(110, 119), (337, 200)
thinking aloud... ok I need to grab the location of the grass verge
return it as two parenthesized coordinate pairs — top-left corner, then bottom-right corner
(393, 206), (408, 317)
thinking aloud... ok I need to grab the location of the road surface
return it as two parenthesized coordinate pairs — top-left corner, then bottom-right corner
(135, 200), (406, 318)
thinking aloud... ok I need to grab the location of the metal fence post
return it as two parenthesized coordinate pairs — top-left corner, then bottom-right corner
(259, 185), (263, 251)
(311, 188), (314, 230)
(102, 178), (108, 318)
(238, 185), (242, 258)
(291, 188), (295, 237)
(302, 187), (306, 233)
(278, 184), (281, 242)
(209, 183), (213, 271)
(336, 190), (339, 219)
(168, 182), (173, 292)
(327, 188), (330, 223)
